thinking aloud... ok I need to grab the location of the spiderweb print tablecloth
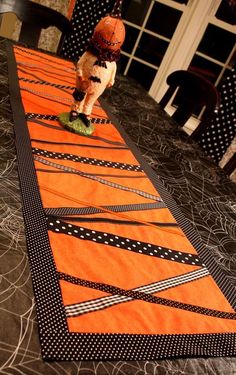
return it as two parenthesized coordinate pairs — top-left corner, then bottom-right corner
(7, 43), (236, 361)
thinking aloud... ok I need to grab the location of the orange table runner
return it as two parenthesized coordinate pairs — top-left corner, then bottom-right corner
(7, 43), (236, 361)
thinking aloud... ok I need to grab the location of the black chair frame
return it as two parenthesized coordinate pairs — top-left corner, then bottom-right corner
(159, 70), (220, 140)
(0, 0), (71, 52)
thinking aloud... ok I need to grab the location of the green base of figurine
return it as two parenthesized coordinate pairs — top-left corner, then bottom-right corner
(58, 112), (94, 136)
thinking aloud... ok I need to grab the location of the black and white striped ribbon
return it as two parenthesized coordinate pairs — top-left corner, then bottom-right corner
(19, 77), (73, 90)
(64, 268), (210, 317)
(44, 202), (166, 217)
(21, 86), (72, 102)
(25, 112), (111, 124)
(34, 156), (162, 201)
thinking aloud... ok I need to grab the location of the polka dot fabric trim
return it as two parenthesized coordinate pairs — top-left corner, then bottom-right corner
(61, 0), (116, 60)
(32, 147), (143, 171)
(46, 216), (203, 267)
(42, 331), (236, 361)
(198, 65), (236, 163)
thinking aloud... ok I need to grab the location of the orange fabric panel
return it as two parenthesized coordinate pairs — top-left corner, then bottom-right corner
(26, 115), (126, 144)
(28, 120), (125, 147)
(49, 232), (197, 291)
(31, 141), (141, 166)
(15, 49), (74, 74)
(36, 172), (159, 208)
(22, 91), (70, 114)
(34, 160), (145, 178)
(60, 280), (109, 305)
(157, 274), (235, 312)
(17, 64), (74, 86)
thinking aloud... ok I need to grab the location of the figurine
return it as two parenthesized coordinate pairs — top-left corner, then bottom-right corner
(59, 2), (125, 135)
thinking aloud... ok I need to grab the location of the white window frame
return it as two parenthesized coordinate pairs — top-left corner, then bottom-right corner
(149, 0), (235, 132)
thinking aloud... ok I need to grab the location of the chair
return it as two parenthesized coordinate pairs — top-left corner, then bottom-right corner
(159, 70), (220, 140)
(0, 0), (71, 53)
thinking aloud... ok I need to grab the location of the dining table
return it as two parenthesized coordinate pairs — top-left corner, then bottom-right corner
(0, 36), (236, 375)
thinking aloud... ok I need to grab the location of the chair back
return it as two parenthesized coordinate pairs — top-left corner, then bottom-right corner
(0, 0), (71, 52)
(159, 70), (220, 139)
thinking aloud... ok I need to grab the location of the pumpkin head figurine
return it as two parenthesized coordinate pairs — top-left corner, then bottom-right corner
(92, 15), (126, 52)
(59, 0), (126, 135)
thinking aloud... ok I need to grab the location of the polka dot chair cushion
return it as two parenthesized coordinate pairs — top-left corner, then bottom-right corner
(61, 0), (116, 61)
(198, 65), (236, 164)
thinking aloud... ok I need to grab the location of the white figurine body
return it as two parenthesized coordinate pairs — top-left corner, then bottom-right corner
(71, 51), (117, 116)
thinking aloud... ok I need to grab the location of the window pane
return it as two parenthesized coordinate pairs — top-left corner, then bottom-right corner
(122, 0), (151, 26)
(215, 1), (236, 25)
(135, 32), (169, 66)
(122, 25), (139, 54)
(127, 60), (157, 91)
(197, 25), (235, 63)
(189, 55), (222, 83)
(146, 3), (182, 39)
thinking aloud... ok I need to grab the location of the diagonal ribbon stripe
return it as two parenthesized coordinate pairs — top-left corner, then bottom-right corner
(91, 118), (112, 124)
(26, 113), (112, 124)
(32, 147), (143, 172)
(46, 217), (202, 266)
(26, 113), (58, 121)
(18, 65), (74, 87)
(64, 268), (210, 317)
(17, 60), (75, 75)
(49, 215), (179, 227)
(58, 272), (236, 320)
(35, 156), (161, 201)
(36, 168), (146, 179)
(29, 119), (127, 146)
(21, 86), (72, 102)
(15, 45), (74, 69)
(19, 77), (73, 90)
(31, 137), (128, 149)
(44, 202), (166, 217)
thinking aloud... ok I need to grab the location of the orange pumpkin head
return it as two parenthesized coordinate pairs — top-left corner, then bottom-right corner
(93, 15), (125, 52)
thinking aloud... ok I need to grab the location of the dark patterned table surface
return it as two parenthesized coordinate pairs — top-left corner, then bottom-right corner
(0, 37), (236, 374)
